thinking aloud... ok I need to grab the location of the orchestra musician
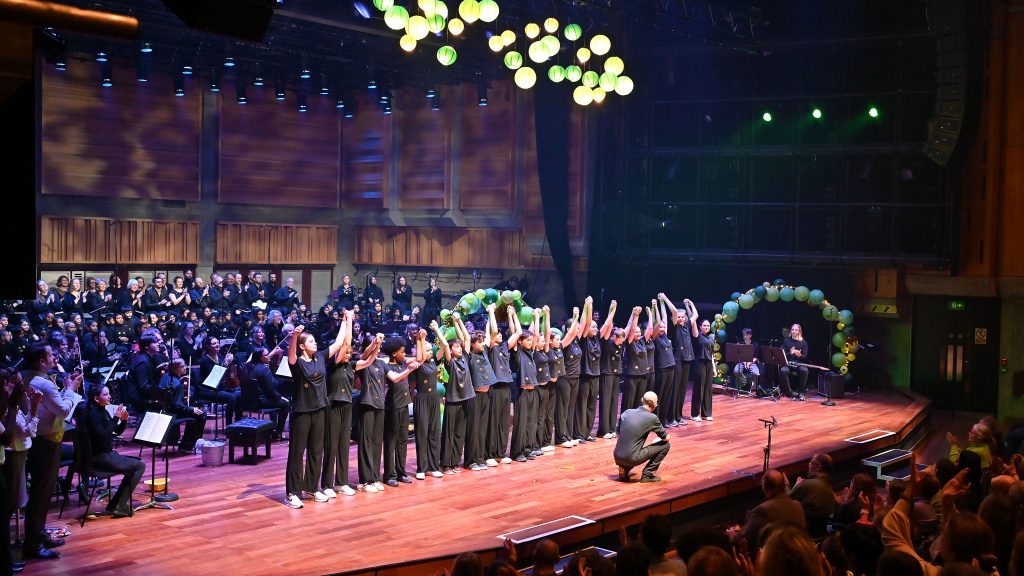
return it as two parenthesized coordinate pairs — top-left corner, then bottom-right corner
(779, 323), (809, 400)
(197, 337), (242, 426)
(156, 359), (207, 451)
(733, 328), (761, 390)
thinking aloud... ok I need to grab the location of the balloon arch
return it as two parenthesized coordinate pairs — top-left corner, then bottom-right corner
(711, 279), (859, 378)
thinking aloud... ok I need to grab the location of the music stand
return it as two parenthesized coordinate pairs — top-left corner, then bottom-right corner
(132, 411), (176, 512)
(759, 347), (787, 401)
(201, 366), (227, 440)
(723, 344), (755, 398)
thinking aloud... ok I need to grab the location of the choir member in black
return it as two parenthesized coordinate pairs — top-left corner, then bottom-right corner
(85, 278), (112, 316)
(575, 297), (602, 443)
(62, 278), (85, 316)
(485, 304), (516, 465)
(621, 306), (651, 419)
(30, 279), (62, 320)
(283, 322), (348, 508)
(689, 301), (714, 420)
(593, 301), (622, 438)
(651, 299), (677, 427)
(382, 336), (419, 486)
(273, 277), (301, 313)
(411, 328), (443, 479)
(83, 385), (146, 518)
(392, 276), (413, 315)
(189, 278), (211, 313)
(465, 309), (497, 470)
(125, 336), (164, 411)
(248, 347), (290, 438)
(82, 330), (115, 369)
(536, 307), (561, 452)
(509, 307), (539, 462)
(118, 279), (142, 316)
(779, 323), (810, 400)
(433, 317), (474, 473)
(168, 276), (190, 315)
(336, 275), (357, 310)
(364, 276), (385, 308)
(644, 306), (657, 397)
(355, 333), (387, 493)
(222, 274), (242, 311)
(660, 294), (695, 426)
(367, 302), (385, 334)
(142, 276), (171, 313)
(197, 337), (242, 426)
(266, 272), (279, 295)
(322, 311), (371, 497)
(175, 322), (203, 365)
(547, 322), (569, 446)
(554, 308), (581, 448)
(422, 276), (443, 328)
(156, 359), (207, 451)
(733, 328), (761, 390)
(208, 275), (228, 311)
(244, 272), (267, 308)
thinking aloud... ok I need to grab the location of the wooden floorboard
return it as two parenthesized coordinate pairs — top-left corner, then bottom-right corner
(32, 389), (928, 576)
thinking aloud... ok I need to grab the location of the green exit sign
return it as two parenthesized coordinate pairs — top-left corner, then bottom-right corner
(949, 299), (966, 312)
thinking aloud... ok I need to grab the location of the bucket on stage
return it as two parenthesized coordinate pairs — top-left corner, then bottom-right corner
(144, 477), (168, 492)
(201, 441), (226, 467)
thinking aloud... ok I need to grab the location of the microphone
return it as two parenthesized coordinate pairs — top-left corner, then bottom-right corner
(758, 416), (778, 426)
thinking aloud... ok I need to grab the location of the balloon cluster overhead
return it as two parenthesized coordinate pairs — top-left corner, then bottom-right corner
(371, 0), (634, 106)
(436, 288), (536, 341)
(713, 279), (859, 377)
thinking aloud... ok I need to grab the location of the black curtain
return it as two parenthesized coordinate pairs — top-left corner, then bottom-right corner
(533, 80), (578, 312)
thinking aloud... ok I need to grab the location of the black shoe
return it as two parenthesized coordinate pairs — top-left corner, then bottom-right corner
(525, 453), (536, 460)
(386, 479), (399, 488)
(12, 561), (26, 569)
(26, 545), (60, 560)
(640, 475), (662, 483)
(398, 476), (413, 484)
(41, 535), (65, 549)
(12, 564), (24, 573)
(514, 455), (528, 462)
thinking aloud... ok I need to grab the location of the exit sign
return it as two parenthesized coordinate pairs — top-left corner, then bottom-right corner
(949, 300), (966, 312)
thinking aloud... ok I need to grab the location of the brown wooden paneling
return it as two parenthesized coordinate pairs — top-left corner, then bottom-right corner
(341, 93), (391, 209)
(216, 222), (337, 265)
(40, 216), (116, 264)
(219, 90), (340, 208)
(460, 81), (516, 211)
(354, 226), (524, 269)
(397, 87), (450, 209)
(117, 220), (200, 264)
(41, 62), (200, 201)
(40, 216), (198, 265)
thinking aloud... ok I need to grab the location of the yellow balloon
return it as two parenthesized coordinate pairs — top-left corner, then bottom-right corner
(525, 22), (540, 38)
(544, 17), (559, 33)
(592, 87), (606, 103)
(573, 85), (593, 105)
(576, 47), (591, 63)
(399, 34), (417, 52)
(614, 75), (633, 96)
(528, 41), (548, 63)
(488, 35), (505, 52)
(478, 0), (499, 22)
(458, 0), (479, 23)
(604, 56), (624, 75)
(447, 17), (464, 35)
(514, 67), (537, 89)
(407, 15), (429, 40)
(501, 29), (516, 45)
(590, 34), (611, 55)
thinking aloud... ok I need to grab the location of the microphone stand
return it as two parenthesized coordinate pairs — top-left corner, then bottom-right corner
(760, 416), (778, 474)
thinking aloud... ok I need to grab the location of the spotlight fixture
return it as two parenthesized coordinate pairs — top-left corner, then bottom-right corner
(209, 71), (220, 92)
(54, 57), (66, 71)
(253, 65), (265, 86)
(762, 112), (772, 122)
(430, 95), (441, 111)
(174, 75), (184, 96)
(425, 87), (437, 99)
(868, 106), (879, 118)
(298, 94), (308, 112)
(224, 56), (235, 68)
(95, 50), (108, 62)
(477, 82), (488, 106)
(136, 61), (149, 82)
(236, 83), (247, 104)
(811, 108), (822, 119)
(182, 64), (193, 75)
(383, 105), (392, 115)
(319, 74), (329, 96)
(367, 78), (377, 90)
(300, 68), (311, 79)
(140, 42), (153, 53)
(275, 82), (286, 101)
(335, 97), (345, 109)
(100, 63), (112, 87)
(344, 98), (356, 118)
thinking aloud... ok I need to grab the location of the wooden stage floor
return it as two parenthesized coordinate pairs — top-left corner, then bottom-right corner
(39, 389), (928, 576)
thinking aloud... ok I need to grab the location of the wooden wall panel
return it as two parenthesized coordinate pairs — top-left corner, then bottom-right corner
(40, 216), (198, 264)
(397, 87), (450, 209)
(41, 62), (200, 201)
(354, 227), (530, 269)
(342, 93), (391, 209)
(216, 223), (337, 265)
(460, 81), (516, 211)
(219, 90), (340, 208)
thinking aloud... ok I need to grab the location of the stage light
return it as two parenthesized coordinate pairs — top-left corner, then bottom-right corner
(174, 75), (184, 97)
(276, 82), (286, 100)
(253, 65), (265, 86)
(426, 87), (437, 99)
(136, 61), (149, 82)
(383, 106), (392, 115)
(869, 106), (879, 118)
(431, 97), (441, 111)
(182, 64), (193, 75)
(379, 90), (390, 104)
(209, 70), (220, 92)
(96, 50), (108, 62)
(54, 57), (66, 71)
(320, 74), (330, 96)
(298, 94), (308, 112)
(140, 42), (153, 53)
(345, 99), (356, 118)
(368, 79), (377, 90)
(477, 82), (488, 106)
(812, 108), (822, 119)
(236, 83), (247, 104)
(102, 75), (112, 87)
(762, 112), (772, 122)
(224, 56), (235, 68)
(336, 96), (346, 109)
(300, 68), (311, 79)
(353, 1), (372, 18)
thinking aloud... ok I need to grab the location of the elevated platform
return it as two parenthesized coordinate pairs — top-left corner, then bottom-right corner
(47, 389), (929, 576)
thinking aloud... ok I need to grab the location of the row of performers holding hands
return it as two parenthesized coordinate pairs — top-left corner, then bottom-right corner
(279, 293), (725, 506)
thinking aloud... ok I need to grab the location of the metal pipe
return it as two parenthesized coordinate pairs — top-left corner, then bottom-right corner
(0, 0), (138, 40)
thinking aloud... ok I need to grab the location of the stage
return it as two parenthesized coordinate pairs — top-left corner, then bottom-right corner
(43, 388), (929, 576)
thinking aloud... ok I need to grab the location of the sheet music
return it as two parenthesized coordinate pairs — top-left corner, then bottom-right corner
(203, 365), (227, 389)
(275, 360), (292, 378)
(105, 404), (118, 418)
(134, 411), (173, 445)
(64, 394), (83, 424)
(101, 359), (120, 387)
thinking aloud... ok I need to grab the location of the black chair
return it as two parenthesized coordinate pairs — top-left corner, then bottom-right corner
(239, 377), (282, 421)
(75, 430), (129, 527)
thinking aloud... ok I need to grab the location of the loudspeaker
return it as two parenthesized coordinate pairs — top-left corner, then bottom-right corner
(817, 372), (844, 399)
(161, 0), (276, 43)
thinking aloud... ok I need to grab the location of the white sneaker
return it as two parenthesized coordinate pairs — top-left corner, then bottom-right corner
(485, 459), (498, 467)
(500, 457), (512, 465)
(416, 472), (426, 480)
(338, 485), (356, 496)
(431, 470), (444, 478)
(572, 439), (580, 446)
(313, 491), (329, 503)
(541, 445), (555, 452)
(285, 494), (304, 509)
(358, 483), (378, 494)
(444, 468), (456, 475)
(322, 488), (337, 499)
(561, 440), (574, 448)
(601, 433), (614, 439)
(373, 482), (386, 491)
(691, 416), (702, 422)
(705, 416), (714, 421)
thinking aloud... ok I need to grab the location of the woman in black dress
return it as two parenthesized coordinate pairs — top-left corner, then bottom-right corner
(411, 328), (443, 479)
(422, 276), (443, 328)
(554, 307), (581, 449)
(336, 275), (357, 310)
(689, 301), (713, 421)
(392, 276), (413, 316)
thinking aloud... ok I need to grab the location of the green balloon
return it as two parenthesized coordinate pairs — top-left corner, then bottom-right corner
(723, 310), (737, 323)
(831, 352), (847, 368)
(503, 51), (523, 70)
(501, 290), (513, 304)
(738, 294), (755, 309)
(565, 65), (582, 82)
(843, 326), (856, 337)
(444, 326), (457, 341)
(563, 23), (582, 41)
(470, 297), (482, 314)
(518, 306), (534, 325)
(753, 285), (767, 300)
(765, 287), (779, 302)
(436, 382), (446, 396)
(794, 286), (810, 301)
(822, 305), (839, 321)
(484, 288), (499, 304)
(838, 309), (854, 325)
(779, 287), (794, 302)
(440, 309), (452, 321)
(832, 332), (847, 348)
(723, 301), (740, 316)
(511, 290), (521, 301)
(475, 289), (486, 301)
(808, 289), (825, 305)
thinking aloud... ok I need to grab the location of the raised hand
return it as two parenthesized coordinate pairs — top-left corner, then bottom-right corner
(542, 305), (550, 313)
(633, 306), (642, 315)
(430, 320), (440, 331)
(294, 325), (305, 336)
(585, 296), (593, 305)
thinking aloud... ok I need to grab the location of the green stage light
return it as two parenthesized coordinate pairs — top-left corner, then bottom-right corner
(762, 112), (772, 122)
(869, 107), (879, 118)
(812, 108), (822, 119)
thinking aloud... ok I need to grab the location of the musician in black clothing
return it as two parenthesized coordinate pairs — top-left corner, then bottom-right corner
(188, 278), (211, 313)
(156, 360), (207, 451)
(422, 277), (443, 327)
(336, 275), (357, 310)
(62, 278), (85, 316)
(364, 276), (385, 308)
(273, 278), (301, 313)
(83, 385), (146, 517)
(30, 280), (62, 320)
(142, 277), (171, 313)
(392, 276), (413, 315)
(125, 336), (164, 411)
(779, 323), (810, 400)
(249, 347), (289, 437)
(208, 275), (228, 311)
(244, 272), (267, 307)
(222, 274), (242, 311)
(197, 337), (242, 425)
(733, 328), (761, 390)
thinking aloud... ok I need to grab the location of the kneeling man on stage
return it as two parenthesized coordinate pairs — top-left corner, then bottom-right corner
(614, 391), (670, 483)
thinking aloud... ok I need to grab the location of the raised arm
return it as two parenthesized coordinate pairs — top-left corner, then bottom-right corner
(644, 307), (655, 340)
(430, 320), (451, 363)
(327, 317), (347, 358)
(600, 300), (617, 339)
(626, 306), (641, 343)
(561, 306), (579, 348)
(581, 296), (594, 334)
(686, 299), (699, 338)
(659, 293), (679, 320)
(659, 298), (668, 330)
(484, 303), (497, 347)
(506, 305), (523, 349)
(356, 334), (383, 370)
(331, 311), (353, 363)
(287, 325), (303, 365)
(539, 307), (550, 352)
(453, 313), (471, 353)
(415, 328), (428, 364)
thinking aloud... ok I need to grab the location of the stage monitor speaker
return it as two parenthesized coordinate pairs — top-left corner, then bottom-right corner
(161, 0), (275, 43)
(818, 372), (844, 399)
